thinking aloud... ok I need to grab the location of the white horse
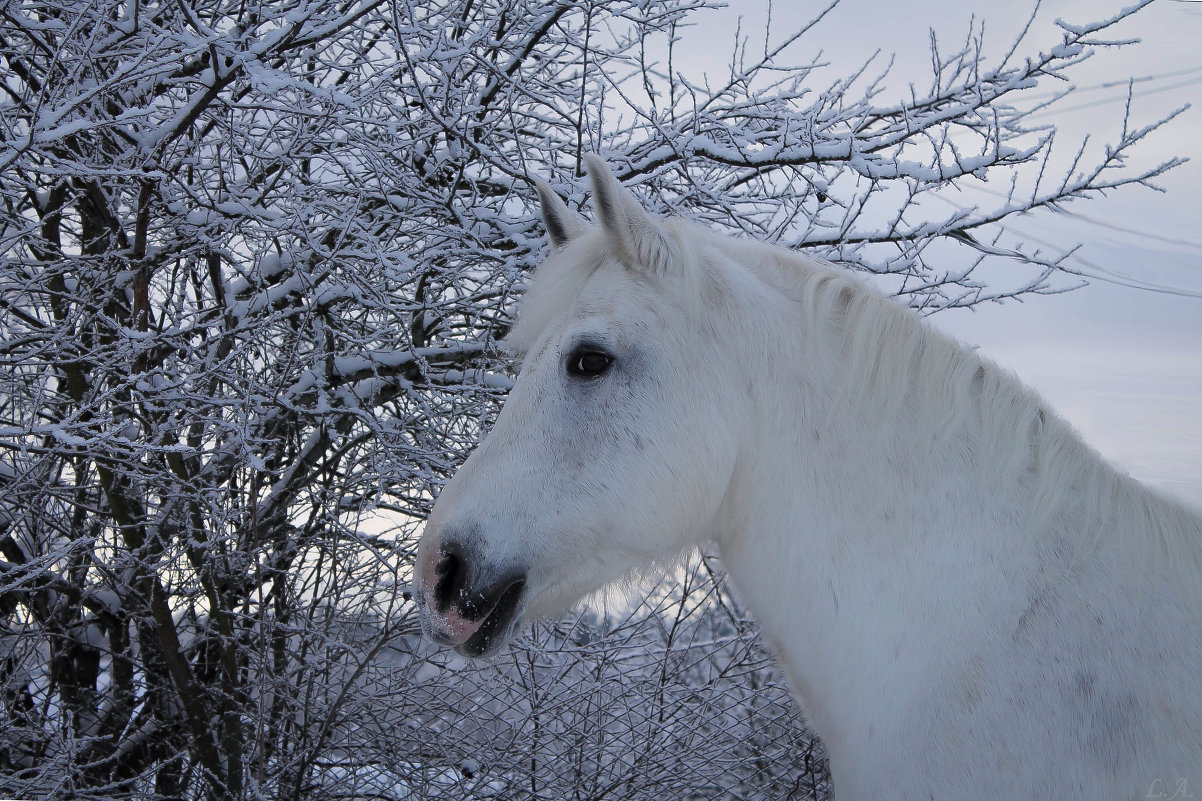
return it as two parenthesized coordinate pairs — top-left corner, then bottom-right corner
(414, 156), (1202, 800)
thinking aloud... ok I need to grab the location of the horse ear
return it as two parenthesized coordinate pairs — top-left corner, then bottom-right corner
(536, 181), (588, 249)
(582, 154), (675, 275)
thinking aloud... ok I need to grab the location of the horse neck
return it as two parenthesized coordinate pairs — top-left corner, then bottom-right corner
(702, 242), (1202, 769)
(710, 254), (1075, 739)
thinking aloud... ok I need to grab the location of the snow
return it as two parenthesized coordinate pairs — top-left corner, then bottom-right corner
(0, 0), (1189, 796)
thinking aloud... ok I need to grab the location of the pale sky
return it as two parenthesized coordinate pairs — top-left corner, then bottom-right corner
(672, 0), (1202, 507)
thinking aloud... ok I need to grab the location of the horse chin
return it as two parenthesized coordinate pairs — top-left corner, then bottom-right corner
(452, 579), (526, 658)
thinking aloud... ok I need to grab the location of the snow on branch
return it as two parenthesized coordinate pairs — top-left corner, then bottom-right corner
(591, 0), (1183, 307)
(0, 0), (1183, 796)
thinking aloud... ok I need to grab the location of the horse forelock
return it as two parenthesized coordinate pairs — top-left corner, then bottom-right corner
(503, 218), (711, 358)
(502, 232), (608, 358)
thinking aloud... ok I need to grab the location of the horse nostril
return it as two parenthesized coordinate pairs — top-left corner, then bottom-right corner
(433, 549), (465, 613)
(435, 552), (458, 578)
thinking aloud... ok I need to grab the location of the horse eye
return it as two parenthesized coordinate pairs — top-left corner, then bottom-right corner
(567, 348), (612, 377)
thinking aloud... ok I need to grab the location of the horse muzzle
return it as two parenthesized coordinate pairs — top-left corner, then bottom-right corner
(416, 535), (527, 657)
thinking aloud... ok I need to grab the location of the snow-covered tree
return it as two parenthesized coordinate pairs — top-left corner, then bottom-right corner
(0, 0), (1182, 797)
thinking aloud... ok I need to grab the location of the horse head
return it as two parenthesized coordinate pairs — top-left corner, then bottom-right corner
(413, 157), (742, 656)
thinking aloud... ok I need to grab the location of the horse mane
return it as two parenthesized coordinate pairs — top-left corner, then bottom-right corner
(744, 228), (1202, 595)
(509, 212), (1202, 596)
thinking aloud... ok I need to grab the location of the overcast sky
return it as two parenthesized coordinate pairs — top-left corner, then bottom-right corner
(672, 0), (1202, 507)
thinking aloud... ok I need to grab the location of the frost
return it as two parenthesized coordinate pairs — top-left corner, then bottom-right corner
(0, 0), (1181, 797)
